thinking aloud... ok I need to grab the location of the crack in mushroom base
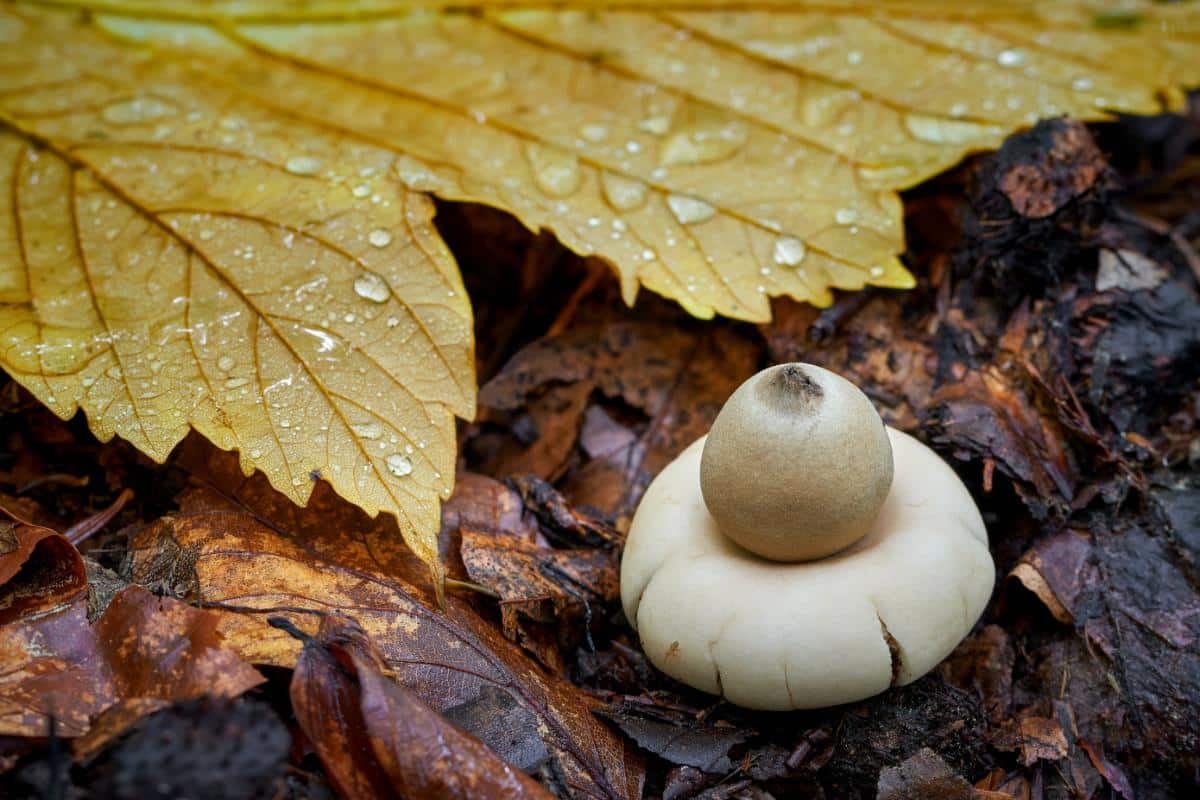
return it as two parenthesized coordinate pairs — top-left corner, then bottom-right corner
(619, 427), (995, 711)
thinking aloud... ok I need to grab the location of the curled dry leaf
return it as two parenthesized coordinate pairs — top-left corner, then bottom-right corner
(125, 461), (643, 800)
(461, 527), (618, 669)
(1007, 529), (1092, 624)
(291, 616), (553, 800)
(0, 585), (263, 738)
(0, 515), (88, 623)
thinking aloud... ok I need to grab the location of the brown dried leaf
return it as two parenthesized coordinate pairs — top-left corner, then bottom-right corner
(1017, 716), (1069, 766)
(125, 461), (643, 800)
(1007, 530), (1092, 624)
(927, 366), (1077, 517)
(595, 703), (753, 775)
(482, 322), (760, 520)
(461, 526), (617, 668)
(876, 748), (974, 800)
(0, 516), (87, 623)
(0, 586), (263, 738)
(291, 616), (553, 800)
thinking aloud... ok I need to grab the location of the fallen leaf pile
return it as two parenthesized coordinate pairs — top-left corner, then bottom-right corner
(2, 1), (1199, 578)
(0, 5), (1198, 800)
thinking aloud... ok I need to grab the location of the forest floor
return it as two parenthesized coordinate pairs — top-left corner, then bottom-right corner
(1, 106), (1199, 800)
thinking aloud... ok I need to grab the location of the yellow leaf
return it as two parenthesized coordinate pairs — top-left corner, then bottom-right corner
(52, 0), (1197, 323)
(0, 5), (474, 588)
(2, 1), (1198, 575)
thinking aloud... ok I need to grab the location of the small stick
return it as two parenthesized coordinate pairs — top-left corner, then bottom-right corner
(64, 488), (134, 545)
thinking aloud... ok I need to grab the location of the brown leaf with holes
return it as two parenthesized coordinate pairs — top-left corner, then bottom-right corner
(0, 586), (263, 738)
(124, 455), (643, 800)
(291, 615), (553, 800)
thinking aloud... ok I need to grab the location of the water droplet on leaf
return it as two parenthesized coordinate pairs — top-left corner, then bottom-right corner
(661, 120), (747, 166)
(354, 272), (391, 303)
(285, 155), (323, 176)
(667, 194), (716, 225)
(773, 236), (807, 267)
(997, 49), (1026, 67)
(601, 173), (649, 211)
(386, 453), (413, 477)
(101, 97), (179, 125)
(525, 143), (582, 197)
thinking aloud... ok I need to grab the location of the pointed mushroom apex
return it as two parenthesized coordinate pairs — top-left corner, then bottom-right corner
(700, 363), (893, 561)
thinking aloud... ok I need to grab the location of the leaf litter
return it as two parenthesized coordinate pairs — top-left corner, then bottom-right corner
(0, 11), (1198, 800)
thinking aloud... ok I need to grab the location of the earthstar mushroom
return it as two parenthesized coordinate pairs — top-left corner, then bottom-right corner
(620, 363), (995, 710)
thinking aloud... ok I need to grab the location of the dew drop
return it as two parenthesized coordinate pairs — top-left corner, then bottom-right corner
(352, 183), (372, 198)
(217, 355), (235, 372)
(525, 143), (582, 197)
(285, 155), (323, 176)
(386, 453), (414, 478)
(772, 236), (807, 267)
(1071, 76), (1094, 92)
(198, 228), (215, 241)
(394, 155), (444, 191)
(997, 49), (1026, 67)
(249, 448), (263, 459)
(637, 115), (672, 136)
(352, 421), (384, 440)
(354, 271), (391, 303)
(101, 97), (179, 125)
(835, 207), (858, 225)
(386, 317), (400, 328)
(903, 113), (1001, 145)
(667, 194), (716, 225)
(367, 228), (393, 248)
(847, 50), (863, 65)
(224, 377), (250, 389)
(661, 121), (747, 166)
(601, 173), (649, 211)
(580, 123), (608, 142)
(869, 265), (886, 278)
